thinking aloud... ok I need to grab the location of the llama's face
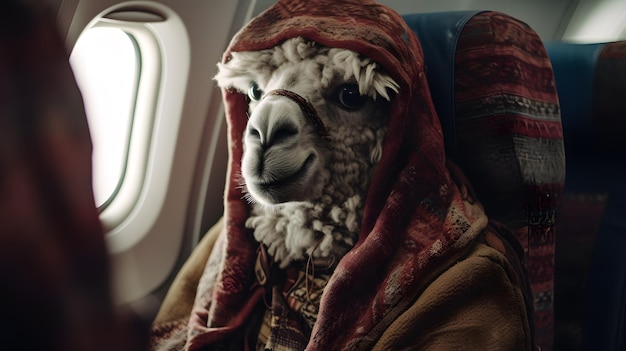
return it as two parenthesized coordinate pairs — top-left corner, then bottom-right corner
(215, 38), (399, 206)
(242, 65), (384, 205)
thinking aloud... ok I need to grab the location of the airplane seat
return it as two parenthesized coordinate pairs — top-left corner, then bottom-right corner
(403, 11), (566, 350)
(546, 41), (626, 351)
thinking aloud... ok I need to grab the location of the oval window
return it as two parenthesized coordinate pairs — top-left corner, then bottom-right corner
(70, 27), (139, 209)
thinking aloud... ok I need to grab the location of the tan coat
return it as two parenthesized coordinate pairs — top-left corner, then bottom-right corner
(151, 218), (532, 350)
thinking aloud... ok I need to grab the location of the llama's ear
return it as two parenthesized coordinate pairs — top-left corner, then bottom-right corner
(214, 50), (273, 93)
(214, 62), (253, 93)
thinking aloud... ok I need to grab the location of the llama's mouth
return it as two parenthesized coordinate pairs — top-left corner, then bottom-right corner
(261, 154), (315, 189)
(251, 154), (316, 202)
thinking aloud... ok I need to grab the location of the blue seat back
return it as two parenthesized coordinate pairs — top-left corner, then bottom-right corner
(546, 41), (626, 351)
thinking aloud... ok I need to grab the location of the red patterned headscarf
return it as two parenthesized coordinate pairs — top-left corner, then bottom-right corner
(187, 0), (490, 349)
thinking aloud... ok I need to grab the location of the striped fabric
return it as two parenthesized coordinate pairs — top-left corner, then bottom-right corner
(452, 12), (565, 350)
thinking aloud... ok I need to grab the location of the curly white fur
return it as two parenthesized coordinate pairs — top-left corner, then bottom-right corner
(215, 37), (398, 268)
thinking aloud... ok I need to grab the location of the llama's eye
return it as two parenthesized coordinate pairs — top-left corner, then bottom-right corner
(248, 81), (264, 101)
(336, 84), (366, 110)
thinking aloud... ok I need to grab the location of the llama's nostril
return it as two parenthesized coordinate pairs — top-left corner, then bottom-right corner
(247, 126), (261, 140)
(247, 109), (299, 148)
(271, 124), (298, 144)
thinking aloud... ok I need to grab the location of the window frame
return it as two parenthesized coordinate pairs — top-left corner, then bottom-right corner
(67, 2), (192, 304)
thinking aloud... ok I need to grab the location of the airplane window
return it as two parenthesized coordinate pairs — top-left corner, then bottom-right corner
(70, 27), (139, 209)
(563, 1), (626, 43)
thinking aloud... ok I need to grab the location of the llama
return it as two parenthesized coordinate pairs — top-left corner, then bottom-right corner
(214, 37), (399, 269)
(152, 3), (535, 349)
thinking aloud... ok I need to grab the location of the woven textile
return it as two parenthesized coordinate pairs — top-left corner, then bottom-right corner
(452, 12), (565, 350)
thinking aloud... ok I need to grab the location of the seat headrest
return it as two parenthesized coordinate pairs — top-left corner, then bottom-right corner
(545, 42), (606, 151)
(547, 41), (626, 152)
(592, 41), (626, 151)
(403, 11), (564, 229)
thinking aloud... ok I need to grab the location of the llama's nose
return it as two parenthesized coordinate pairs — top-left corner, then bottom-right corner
(247, 103), (299, 149)
(247, 121), (298, 148)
